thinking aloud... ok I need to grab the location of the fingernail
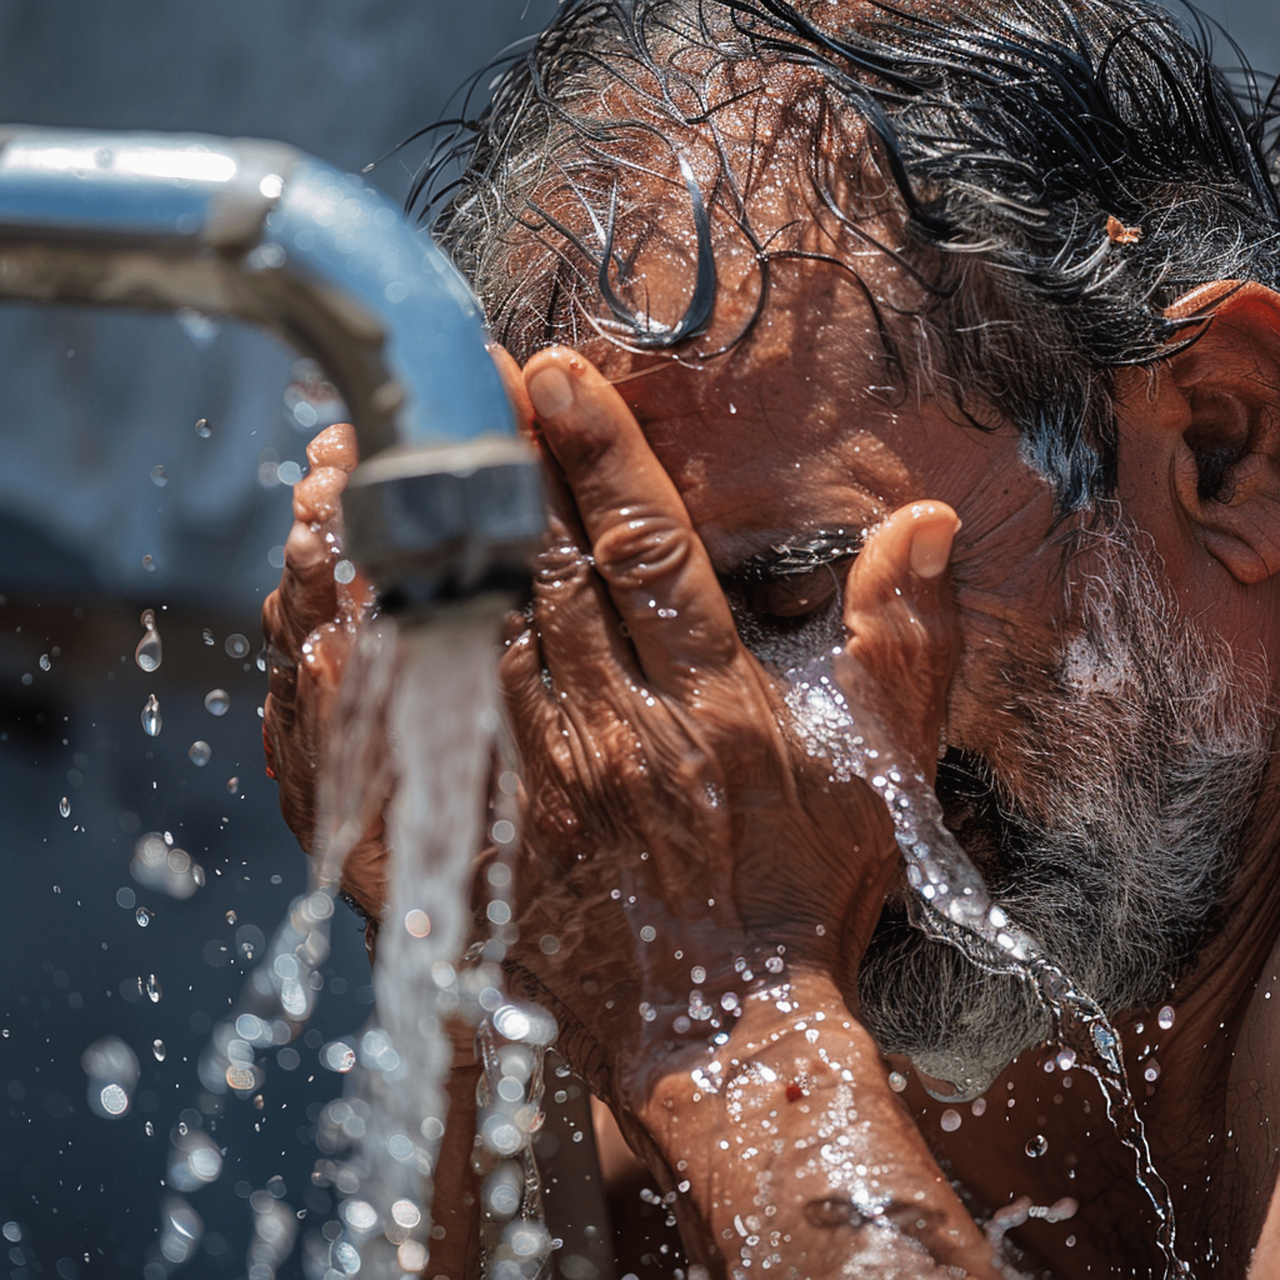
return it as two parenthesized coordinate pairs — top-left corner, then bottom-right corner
(528, 366), (574, 420)
(910, 518), (958, 579)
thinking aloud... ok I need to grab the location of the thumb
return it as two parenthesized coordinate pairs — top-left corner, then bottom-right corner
(835, 501), (961, 783)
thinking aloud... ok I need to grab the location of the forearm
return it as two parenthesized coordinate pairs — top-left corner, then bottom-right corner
(635, 970), (1001, 1279)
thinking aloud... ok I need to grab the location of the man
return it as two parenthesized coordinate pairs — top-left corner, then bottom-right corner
(262, 0), (1280, 1274)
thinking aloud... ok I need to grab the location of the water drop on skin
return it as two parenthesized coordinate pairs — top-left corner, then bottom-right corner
(1157, 1005), (1175, 1030)
(204, 688), (230, 716)
(135, 610), (162, 672)
(140, 694), (162, 737)
(1026, 1134), (1049, 1158)
(59, 796), (70, 818)
(188, 741), (211, 767)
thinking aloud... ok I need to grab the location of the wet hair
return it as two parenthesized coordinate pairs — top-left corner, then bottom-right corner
(423, 0), (1280, 511)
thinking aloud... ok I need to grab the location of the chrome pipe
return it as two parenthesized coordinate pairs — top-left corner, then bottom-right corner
(0, 125), (543, 609)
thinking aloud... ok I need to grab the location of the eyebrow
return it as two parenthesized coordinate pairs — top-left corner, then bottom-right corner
(726, 530), (866, 583)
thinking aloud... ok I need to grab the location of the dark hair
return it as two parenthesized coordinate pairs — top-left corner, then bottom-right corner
(423, 0), (1280, 510)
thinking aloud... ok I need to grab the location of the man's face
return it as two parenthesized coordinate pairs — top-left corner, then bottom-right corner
(580, 252), (1271, 1092)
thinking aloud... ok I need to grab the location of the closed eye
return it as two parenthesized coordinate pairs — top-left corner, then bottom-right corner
(738, 557), (852, 622)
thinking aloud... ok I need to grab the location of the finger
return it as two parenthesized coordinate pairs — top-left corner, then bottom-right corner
(524, 347), (739, 689)
(263, 521), (341, 661)
(836, 501), (961, 782)
(487, 343), (536, 441)
(532, 513), (642, 695)
(305, 421), (359, 473)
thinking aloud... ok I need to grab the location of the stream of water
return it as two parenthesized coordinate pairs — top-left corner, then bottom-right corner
(189, 605), (556, 1279)
(785, 652), (1190, 1279)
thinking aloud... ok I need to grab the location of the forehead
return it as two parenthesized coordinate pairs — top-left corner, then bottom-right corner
(587, 254), (1012, 576)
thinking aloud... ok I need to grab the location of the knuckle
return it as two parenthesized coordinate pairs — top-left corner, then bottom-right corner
(532, 536), (590, 588)
(592, 513), (690, 589)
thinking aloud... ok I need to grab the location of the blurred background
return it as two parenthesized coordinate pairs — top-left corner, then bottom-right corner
(0, 2), (1275, 1278)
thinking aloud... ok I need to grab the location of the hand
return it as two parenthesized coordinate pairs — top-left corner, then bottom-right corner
(499, 347), (961, 1121)
(260, 422), (387, 924)
(260, 348), (537, 937)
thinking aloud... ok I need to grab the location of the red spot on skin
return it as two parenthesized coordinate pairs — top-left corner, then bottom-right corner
(786, 1083), (806, 1103)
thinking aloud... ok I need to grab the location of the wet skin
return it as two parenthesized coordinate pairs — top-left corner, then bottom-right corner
(262, 264), (1280, 1277)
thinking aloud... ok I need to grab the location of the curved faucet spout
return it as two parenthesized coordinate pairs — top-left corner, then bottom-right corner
(0, 125), (544, 609)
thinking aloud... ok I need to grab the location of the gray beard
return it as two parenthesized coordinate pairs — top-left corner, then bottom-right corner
(780, 521), (1272, 1094)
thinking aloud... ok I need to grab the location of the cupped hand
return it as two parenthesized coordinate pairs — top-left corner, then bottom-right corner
(260, 421), (387, 921)
(500, 347), (961, 1117)
(260, 350), (537, 934)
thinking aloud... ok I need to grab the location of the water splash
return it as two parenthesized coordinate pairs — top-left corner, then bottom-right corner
(140, 693), (162, 737)
(135, 609), (162, 672)
(82, 1036), (139, 1119)
(785, 652), (1190, 1278)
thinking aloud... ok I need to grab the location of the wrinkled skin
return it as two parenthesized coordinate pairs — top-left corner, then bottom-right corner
(499, 350), (957, 1107)
(262, 269), (1280, 1275)
(261, 346), (1002, 1276)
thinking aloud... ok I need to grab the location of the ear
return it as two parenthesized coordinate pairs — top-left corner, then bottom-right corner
(1137, 282), (1280, 586)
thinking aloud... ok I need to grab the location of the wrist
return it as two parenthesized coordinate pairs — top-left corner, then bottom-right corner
(630, 969), (1001, 1278)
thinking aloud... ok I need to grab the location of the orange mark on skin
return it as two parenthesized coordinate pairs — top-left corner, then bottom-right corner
(1106, 215), (1143, 245)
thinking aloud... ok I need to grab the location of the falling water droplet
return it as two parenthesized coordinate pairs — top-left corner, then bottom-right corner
(59, 796), (70, 818)
(144, 1120), (155, 1137)
(144, 974), (162, 1003)
(201, 628), (215, 646)
(135, 610), (162, 672)
(334, 559), (356, 585)
(225, 910), (237, 925)
(226, 777), (240, 795)
(141, 554), (156, 572)
(135, 907), (153, 928)
(224, 634), (250, 659)
(204, 689), (230, 716)
(1025, 1134), (1049, 1158)
(153, 1039), (166, 1062)
(195, 417), (212, 438)
(149, 465), (168, 487)
(141, 694), (162, 737)
(1157, 1005), (1175, 1030)
(39, 654), (51, 671)
(188, 741), (212, 768)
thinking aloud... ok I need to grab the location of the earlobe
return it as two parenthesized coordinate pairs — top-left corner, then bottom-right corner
(1160, 282), (1280, 586)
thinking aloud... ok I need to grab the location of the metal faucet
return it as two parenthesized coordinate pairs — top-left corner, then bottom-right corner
(0, 125), (544, 611)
